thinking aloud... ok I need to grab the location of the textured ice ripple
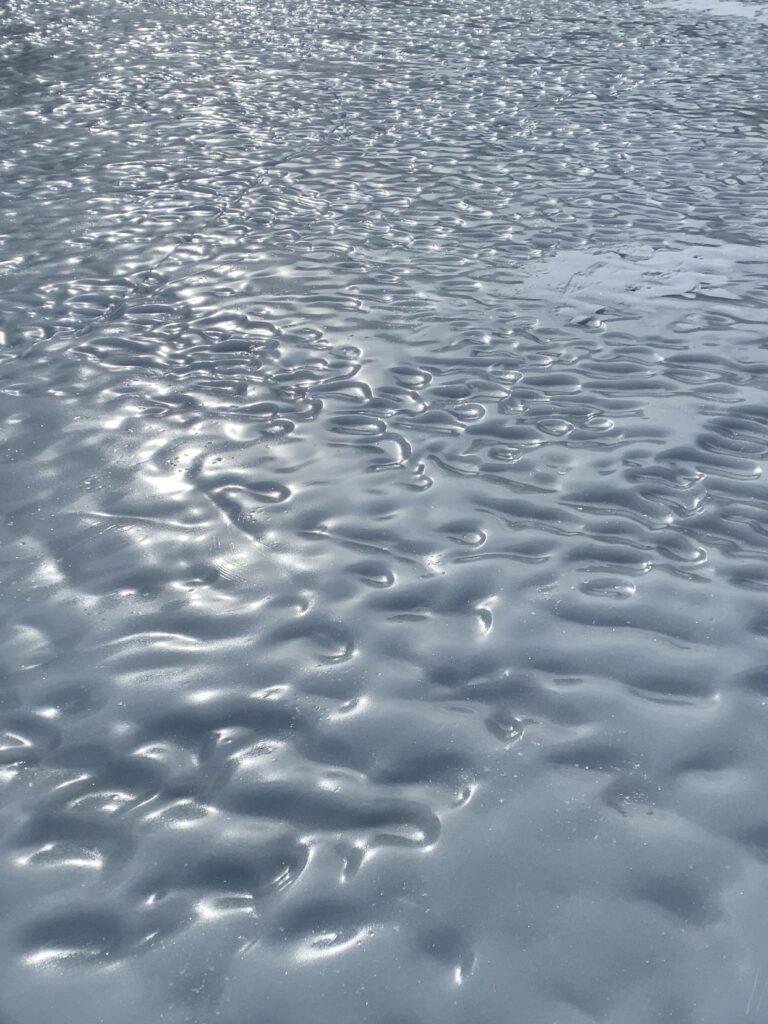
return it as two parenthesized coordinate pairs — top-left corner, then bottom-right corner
(1, 0), (768, 1021)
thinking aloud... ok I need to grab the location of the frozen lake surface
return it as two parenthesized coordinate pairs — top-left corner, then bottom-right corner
(1, 0), (768, 1021)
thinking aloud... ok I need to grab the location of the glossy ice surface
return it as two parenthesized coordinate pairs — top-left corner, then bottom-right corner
(1, 0), (768, 1021)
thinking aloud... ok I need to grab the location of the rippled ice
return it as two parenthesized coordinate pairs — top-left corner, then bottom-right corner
(1, 0), (768, 1020)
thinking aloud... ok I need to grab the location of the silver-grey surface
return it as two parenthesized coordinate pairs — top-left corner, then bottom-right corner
(1, 0), (768, 1021)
